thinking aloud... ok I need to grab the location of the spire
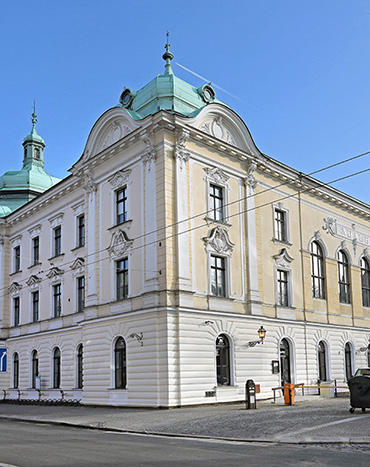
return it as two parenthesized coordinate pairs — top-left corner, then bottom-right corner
(30, 100), (38, 136)
(162, 31), (174, 75)
(22, 104), (45, 169)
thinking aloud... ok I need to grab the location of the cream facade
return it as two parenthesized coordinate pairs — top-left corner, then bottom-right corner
(0, 49), (369, 407)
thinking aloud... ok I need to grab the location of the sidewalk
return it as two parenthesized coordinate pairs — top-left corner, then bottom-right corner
(0, 395), (368, 445)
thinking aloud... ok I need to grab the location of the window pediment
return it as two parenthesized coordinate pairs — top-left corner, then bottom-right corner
(109, 169), (132, 189)
(46, 267), (64, 282)
(273, 248), (294, 269)
(9, 282), (22, 294)
(26, 275), (41, 287)
(203, 167), (230, 185)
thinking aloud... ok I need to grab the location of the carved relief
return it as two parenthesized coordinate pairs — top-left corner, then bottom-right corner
(83, 169), (97, 194)
(199, 116), (236, 145)
(203, 226), (234, 255)
(108, 229), (134, 259)
(109, 169), (132, 189)
(174, 130), (190, 170)
(323, 217), (337, 236)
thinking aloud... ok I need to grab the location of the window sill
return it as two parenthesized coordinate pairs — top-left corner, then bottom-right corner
(28, 262), (42, 269)
(108, 220), (132, 231)
(48, 254), (65, 261)
(313, 297), (326, 302)
(71, 245), (85, 252)
(272, 238), (292, 247)
(9, 270), (22, 276)
(204, 216), (231, 228)
(107, 387), (128, 391)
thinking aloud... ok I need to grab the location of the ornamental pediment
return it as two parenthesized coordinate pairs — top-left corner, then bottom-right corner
(273, 248), (294, 268)
(199, 116), (236, 146)
(70, 258), (85, 270)
(203, 167), (229, 184)
(202, 226), (234, 255)
(26, 275), (41, 287)
(108, 229), (134, 259)
(109, 169), (132, 189)
(46, 267), (64, 279)
(8, 282), (22, 293)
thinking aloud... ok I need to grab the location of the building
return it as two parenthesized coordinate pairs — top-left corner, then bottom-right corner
(0, 44), (369, 407)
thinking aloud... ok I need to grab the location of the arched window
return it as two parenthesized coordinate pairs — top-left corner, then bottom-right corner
(216, 334), (231, 386)
(114, 337), (127, 389)
(338, 250), (350, 304)
(345, 343), (353, 381)
(361, 258), (370, 307)
(53, 348), (61, 389)
(311, 242), (325, 299)
(280, 339), (291, 387)
(13, 353), (19, 389)
(318, 341), (327, 382)
(31, 350), (38, 389)
(77, 344), (83, 389)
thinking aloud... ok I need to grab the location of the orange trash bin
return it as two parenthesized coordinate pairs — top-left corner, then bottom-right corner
(284, 383), (295, 405)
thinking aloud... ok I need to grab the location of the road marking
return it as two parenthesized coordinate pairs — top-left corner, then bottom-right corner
(0, 463), (20, 467)
(275, 416), (364, 439)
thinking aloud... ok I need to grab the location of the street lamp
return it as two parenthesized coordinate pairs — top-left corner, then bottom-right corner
(247, 326), (267, 348)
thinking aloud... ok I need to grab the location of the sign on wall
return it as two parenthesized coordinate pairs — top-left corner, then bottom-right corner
(0, 348), (7, 372)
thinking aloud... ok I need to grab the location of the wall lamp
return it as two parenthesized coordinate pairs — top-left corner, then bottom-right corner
(247, 326), (267, 348)
(129, 332), (144, 347)
(359, 340), (370, 352)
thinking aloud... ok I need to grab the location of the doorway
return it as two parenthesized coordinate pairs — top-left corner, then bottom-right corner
(280, 338), (291, 387)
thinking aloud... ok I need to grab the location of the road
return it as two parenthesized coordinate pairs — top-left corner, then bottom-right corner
(0, 420), (370, 467)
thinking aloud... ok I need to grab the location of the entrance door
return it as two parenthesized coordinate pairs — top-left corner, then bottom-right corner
(318, 341), (327, 382)
(280, 338), (291, 387)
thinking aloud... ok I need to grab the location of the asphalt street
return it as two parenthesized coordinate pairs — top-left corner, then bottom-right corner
(0, 420), (370, 467)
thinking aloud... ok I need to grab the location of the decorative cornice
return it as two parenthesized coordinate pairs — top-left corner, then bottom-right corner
(108, 229), (134, 259)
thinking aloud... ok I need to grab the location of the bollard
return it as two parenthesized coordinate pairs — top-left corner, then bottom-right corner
(245, 379), (257, 409)
(284, 383), (295, 405)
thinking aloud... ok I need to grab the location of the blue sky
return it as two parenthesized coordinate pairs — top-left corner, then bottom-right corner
(1, 1), (370, 202)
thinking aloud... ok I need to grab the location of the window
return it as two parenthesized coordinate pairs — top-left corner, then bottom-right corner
(338, 250), (350, 304)
(77, 276), (85, 312)
(116, 258), (128, 300)
(53, 226), (62, 257)
(13, 296), (20, 327)
(209, 184), (224, 222)
(77, 344), (83, 389)
(77, 215), (85, 248)
(114, 337), (127, 389)
(32, 236), (39, 266)
(311, 241), (325, 299)
(116, 187), (127, 225)
(32, 291), (39, 322)
(361, 258), (370, 307)
(274, 209), (287, 242)
(14, 246), (21, 272)
(277, 269), (289, 306)
(318, 341), (327, 382)
(34, 148), (40, 159)
(53, 284), (62, 318)
(345, 343), (353, 381)
(31, 350), (39, 389)
(13, 353), (19, 389)
(210, 255), (226, 297)
(53, 347), (61, 389)
(216, 334), (231, 386)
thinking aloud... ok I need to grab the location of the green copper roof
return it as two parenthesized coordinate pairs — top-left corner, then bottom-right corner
(0, 111), (60, 217)
(118, 43), (226, 119)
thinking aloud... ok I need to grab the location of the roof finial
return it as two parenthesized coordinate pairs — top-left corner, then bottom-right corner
(31, 100), (37, 130)
(162, 31), (174, 75)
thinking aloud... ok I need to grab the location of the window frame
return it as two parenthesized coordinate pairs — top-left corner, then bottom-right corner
(361, 257), (370, 308)
(77, 276), (85, 313)
(116, 186), (128, 225)
(209, 183), (225, 223)
(338, 249), (351, 304)
(32, 236), (40, 266)
(31, 350), (39, 389)
(114, 337), (127, 389)
(204, 168), (230, 226)
(311, 241), (325, 299)
(13, 352), (19, 389)
(52, 283), (62, 318)
(53, 347), (61, 389)
(13, 296), (20, 327)
(77, 214), (85, 248)
(216, 334), (232, 386)
(116, 258), (129, 301)
(210, 254), (227, 298)
(53, 226), (62, 257)
(272, 204), (290, 244)
(31, 290), (39, 322)
(277, 269), (289, 307)
(76, 344), (83, 389)
(14, 246), (21, 273)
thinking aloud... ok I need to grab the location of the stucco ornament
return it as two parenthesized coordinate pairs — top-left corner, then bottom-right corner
(83, 169), (97, 195)
(273, 248), (294, 268)
(108, 229), (134, 259)
(70, 258), (85, 277)
(199, 117), (236, 145)
(141, 132), (156, 168)
(46, 267), (64, 285)
(109, 169), (131, 189)
(244, 161), (257, 191)
(323, 217), (337, 236)
(203, 226), (234, 254)
(174, 130), (190, 170)
(26, 275), (41, 287)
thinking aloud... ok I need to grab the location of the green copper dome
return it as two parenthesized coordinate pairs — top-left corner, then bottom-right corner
(0, 111), (60, 216)
(118, 43), (226, 119)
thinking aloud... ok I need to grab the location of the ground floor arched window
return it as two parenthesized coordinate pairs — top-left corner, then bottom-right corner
(31, 350), (38, 389)
(345, 343), (353, 381)
(114, 337), (127, 389)
(13, 353), (19, 389)
(216, 334), (231, 386)
(53, 347), (61, 389)
(318, 341), (327, 382)
(280, 338), (291, 386)
(77, 344), (83, 389)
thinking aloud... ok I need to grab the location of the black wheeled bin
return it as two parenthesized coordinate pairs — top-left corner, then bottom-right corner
(348, 375), (370, 413)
